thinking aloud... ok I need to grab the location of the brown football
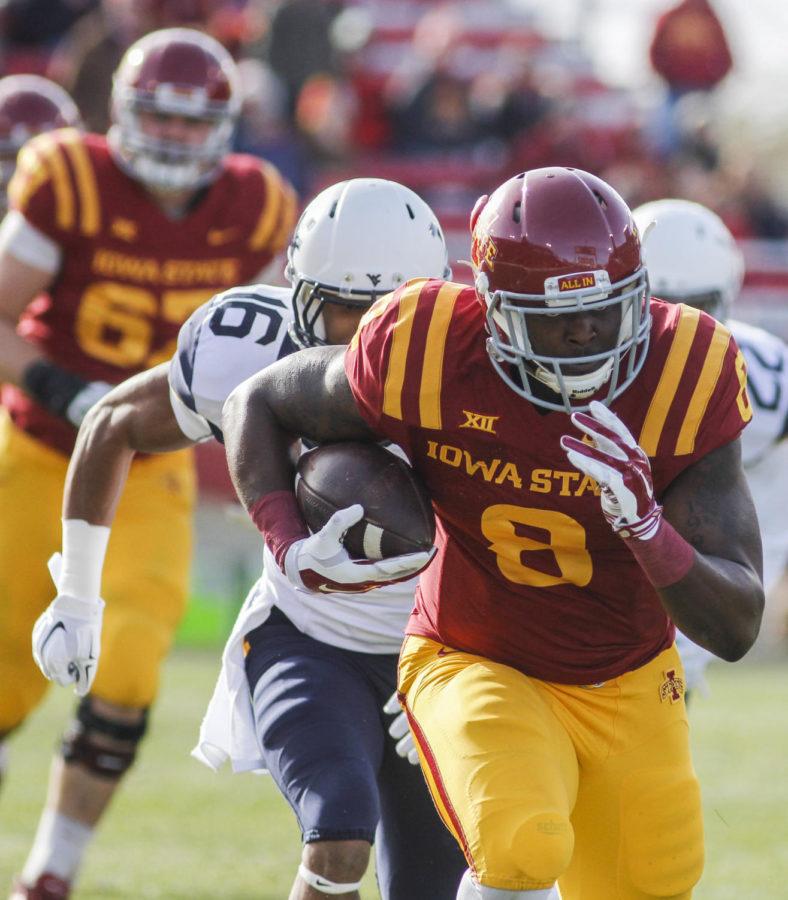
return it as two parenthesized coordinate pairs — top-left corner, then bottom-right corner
(296, 442), (435, 559)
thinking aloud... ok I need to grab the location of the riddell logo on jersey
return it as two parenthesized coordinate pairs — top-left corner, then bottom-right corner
(207, 226), (241, 246)
(460, 410), (499, 434)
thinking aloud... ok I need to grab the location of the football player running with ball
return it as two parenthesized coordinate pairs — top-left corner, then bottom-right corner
(30, 179), (467, 899)
(0, 28), (296, 900)
(219, 168), (764, 900)
(634, 197), (788, 694)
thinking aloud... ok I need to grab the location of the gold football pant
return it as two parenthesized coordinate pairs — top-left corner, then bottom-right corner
(398, 636), (704, 899)
(0, 414), (195, 733)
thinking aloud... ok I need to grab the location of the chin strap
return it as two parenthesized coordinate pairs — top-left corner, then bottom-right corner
(531, 356), (614, 400)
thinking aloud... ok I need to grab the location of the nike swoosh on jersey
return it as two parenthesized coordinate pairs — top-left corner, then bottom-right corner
(317, 583), (377, 594)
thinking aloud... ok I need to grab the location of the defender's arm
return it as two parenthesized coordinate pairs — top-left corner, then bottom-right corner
(33, 363), (196, 694)
(64, 363), (195, 526)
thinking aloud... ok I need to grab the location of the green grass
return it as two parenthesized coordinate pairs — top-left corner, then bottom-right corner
(1, 653), (786, 898)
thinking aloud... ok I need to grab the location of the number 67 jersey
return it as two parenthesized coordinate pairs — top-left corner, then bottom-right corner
(345, 279), (753, 685)
(3, 128), (296, 455)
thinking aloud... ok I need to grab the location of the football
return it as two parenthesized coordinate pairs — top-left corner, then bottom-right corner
(296, 442), (435, 560)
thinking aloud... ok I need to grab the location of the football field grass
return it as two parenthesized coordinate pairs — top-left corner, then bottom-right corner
(1, 650), (786, 899)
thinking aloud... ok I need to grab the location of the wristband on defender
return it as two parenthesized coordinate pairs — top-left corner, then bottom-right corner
(249, 491), (309, 570)
(22, 359), (90, 419)
(59, 519), (111, 601)
(622, 518), (695, 589)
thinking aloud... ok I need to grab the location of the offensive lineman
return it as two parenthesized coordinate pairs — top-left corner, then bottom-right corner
(1, 29), (296, 899)
(31, 179), (467, 899)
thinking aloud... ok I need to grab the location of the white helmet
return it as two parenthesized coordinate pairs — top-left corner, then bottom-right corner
(633, 198), (744, 322)
(286, 178), (451, 347)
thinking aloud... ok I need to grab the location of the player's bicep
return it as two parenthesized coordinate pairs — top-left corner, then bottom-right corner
(274, 347), (372, 443)
(84, 364), (196, 455)
(662, 438), (762, 575)
(240, 345), (374, 444)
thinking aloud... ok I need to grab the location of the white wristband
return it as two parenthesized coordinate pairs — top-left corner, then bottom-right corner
(59, 518), (111, 600)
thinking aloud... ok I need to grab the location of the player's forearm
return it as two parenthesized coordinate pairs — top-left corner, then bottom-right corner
(222, 369), (307, 568)
(222, 370), (298, 510)
(657, 552), (764, 661)
(63, 401), (139, 526)
(223, 347), (376, 568)
(64, 367), (193, 525)
(644, 438), (764, 660)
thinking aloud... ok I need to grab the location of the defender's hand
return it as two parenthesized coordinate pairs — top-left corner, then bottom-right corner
(560, 400), (662, 541)
(383, 692), (419, 765)
(284, 505), (434, 594)
(32, 553), (104, 696)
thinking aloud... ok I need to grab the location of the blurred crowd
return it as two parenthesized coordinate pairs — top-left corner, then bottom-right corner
(2, 0), (786, 238)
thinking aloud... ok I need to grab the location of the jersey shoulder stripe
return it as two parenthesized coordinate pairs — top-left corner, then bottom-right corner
(9, 128), (102, 237)
(351, 278), (466, 430)
(248, 160), (298, 253)
(418, 282), (464, 428)
(675, 318), (733, 454)
(58, 129), (101, 236)
(639, 303), (747, 456)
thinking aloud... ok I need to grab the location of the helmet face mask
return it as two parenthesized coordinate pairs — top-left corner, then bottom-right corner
(471, 167), (650, 412)
(290, 279), (380, 347)
(286, 178), (451, 348)
(483, 268), (650, 412)
(108, 27), (240, 193)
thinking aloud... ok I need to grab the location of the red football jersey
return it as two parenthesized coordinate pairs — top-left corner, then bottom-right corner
(4, 128), (297, 454)
(345, 279), (752, 683)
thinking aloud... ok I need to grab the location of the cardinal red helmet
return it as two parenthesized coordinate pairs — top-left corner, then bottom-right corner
(0, 75), (81, 213)
(109, 27), (241, 192)
(470, 167), (650, 412)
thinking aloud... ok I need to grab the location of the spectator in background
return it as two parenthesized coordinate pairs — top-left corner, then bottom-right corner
(46, 0), (158, 132)
(0, 0), (97, 75)
(648, 0), (733, 158)
(391, 69), (485, 155)
(293, 71), (359, 168)
(265, 0), (343, 115)
(234, 57), (312, 196)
